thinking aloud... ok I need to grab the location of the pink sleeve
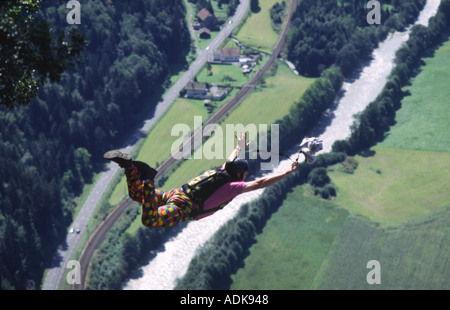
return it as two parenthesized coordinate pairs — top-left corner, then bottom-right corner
(197, 181), (246, 219)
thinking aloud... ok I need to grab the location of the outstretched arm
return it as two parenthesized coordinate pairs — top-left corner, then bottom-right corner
(226, 131), (250, 163)
(241, 161), (298, 193)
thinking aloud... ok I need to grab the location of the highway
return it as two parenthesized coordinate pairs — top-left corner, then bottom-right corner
(42, 0), (249, 290)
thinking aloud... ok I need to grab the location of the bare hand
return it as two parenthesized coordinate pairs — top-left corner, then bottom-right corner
(235, 132), (251, 150)
(286, 161), (298, 174)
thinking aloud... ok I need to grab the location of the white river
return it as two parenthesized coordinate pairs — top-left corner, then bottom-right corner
(122, 0), (441, 290)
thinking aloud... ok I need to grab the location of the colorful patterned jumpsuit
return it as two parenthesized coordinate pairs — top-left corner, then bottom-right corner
(125, 165), (195, 228)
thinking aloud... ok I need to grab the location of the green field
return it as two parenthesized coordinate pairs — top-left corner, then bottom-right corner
(329, 147), (450, 225)
(235, 0), (285, 54)
(197, 63), (249, 86)
(231, 187), (349, 290)
(230, 38), (450, 290)
(231, 187), (450, 289)
(381, 40), (450, 152)
(313, 206), (449, 289)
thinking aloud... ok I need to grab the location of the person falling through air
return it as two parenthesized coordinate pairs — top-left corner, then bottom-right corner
(104, 132), (298, 229)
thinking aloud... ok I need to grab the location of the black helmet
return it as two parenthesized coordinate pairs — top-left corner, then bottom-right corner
(225, 158), (248, 180)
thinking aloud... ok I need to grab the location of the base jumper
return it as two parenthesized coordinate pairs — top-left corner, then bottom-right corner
(104, 133), (301, 229)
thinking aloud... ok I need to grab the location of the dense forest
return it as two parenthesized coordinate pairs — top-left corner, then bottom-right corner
(0, 1), (85, 108)
(0, 0), (190, 290)
(286, 0), (427, 77)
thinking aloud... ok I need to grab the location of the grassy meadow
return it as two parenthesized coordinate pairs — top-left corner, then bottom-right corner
(313, 206), (449, 289)
(235, 0), (286, 54)
(231, 186), (450, 289)
(197, 63), (250, 86)
(229, 38), (450, 290)
(381, 39), (450, 152)
(329, 147), (450, 225)
(231, 187), (349, 290)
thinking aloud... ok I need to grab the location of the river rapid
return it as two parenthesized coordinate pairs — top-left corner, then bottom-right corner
(122, 0), (441, 290)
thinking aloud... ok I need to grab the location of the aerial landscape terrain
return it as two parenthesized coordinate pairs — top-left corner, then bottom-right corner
(0, 0), (448, 293)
